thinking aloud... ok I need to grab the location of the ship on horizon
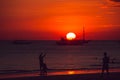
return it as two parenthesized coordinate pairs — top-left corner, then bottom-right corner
(56, 26), (90, 45)
(56, 38), (89, 45)
(12, 40), (32, 45)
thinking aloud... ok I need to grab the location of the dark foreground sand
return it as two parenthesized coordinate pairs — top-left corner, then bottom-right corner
(1, 72), (120, 80)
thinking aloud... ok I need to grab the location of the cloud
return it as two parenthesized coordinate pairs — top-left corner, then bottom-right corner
(106, 0), (120, 7)
(112, 5), (120, 7)
(110, 0), (120, 2)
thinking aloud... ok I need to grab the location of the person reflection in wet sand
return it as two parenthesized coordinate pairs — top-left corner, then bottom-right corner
(39, 52), (47, 75)
(102, 52), (110, 75)
(41, 62), (48, 75)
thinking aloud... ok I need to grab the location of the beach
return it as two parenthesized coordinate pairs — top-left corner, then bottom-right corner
(1, 72), (120, 80)
(1, 69), (120, 80)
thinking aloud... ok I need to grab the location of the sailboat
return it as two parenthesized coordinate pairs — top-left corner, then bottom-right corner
(56, 26), (90, 45)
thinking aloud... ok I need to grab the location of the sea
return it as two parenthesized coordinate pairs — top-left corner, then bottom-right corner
(0, 40), (120, 73)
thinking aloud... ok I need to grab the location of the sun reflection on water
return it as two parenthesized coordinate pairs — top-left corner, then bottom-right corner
(68, 71), (75, 75)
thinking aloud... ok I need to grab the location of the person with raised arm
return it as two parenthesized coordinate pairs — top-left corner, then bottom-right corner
(39, 52), (47, 75)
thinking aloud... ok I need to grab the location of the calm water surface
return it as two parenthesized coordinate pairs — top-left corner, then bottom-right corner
(0, 40), (120, 71)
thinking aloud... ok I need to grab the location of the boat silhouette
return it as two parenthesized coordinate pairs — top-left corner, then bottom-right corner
(56, 26), (90, 45)
(56, 38), (89, 45)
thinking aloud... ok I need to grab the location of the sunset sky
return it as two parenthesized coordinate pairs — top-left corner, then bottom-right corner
(0, 0), (120, 40)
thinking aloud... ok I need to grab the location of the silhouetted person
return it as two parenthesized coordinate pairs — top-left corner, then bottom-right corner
(39, 52), (46, 75)
(102, 52), (110, 75)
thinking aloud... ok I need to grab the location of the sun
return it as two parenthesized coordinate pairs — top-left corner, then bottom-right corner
(66, 32), (76, 40)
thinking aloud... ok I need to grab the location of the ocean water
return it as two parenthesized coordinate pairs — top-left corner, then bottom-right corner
(0, 40), (120, 71)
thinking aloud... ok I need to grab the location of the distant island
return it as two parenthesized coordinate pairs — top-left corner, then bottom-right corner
(12, 40), (32, 45)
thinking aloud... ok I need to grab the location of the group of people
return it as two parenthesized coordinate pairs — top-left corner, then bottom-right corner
(39, 52), (110, 76)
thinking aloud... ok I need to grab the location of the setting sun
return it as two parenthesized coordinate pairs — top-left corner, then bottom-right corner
(66, 32), (76, 40)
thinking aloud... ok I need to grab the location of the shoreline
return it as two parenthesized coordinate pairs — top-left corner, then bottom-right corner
(0, 68), (120, 79)
(1, 72), (120, 80)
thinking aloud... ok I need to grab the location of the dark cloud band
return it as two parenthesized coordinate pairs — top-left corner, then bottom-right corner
(110, 0), (120, 2)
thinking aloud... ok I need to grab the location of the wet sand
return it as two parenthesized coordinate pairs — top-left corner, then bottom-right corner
(1, 72), (120, 80)
(0, 69), (120, 80)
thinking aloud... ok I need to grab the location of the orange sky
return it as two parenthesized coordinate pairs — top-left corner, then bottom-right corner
(0, 0), (120, 40)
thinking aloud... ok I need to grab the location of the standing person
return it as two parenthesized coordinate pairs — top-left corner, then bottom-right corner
(102, 52), (110, 75)
(39, 52), (46, 75)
